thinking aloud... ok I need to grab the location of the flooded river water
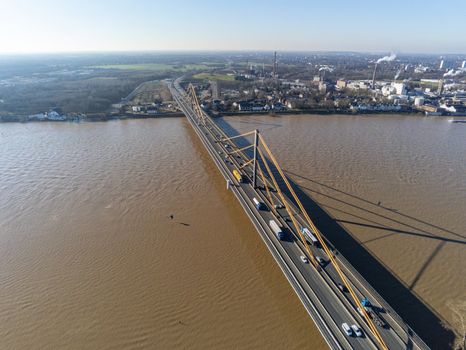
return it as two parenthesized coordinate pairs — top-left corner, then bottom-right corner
(0, 114), (464, 349)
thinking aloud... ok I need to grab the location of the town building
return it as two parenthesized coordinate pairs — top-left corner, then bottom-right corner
(336, 80), (347, 90)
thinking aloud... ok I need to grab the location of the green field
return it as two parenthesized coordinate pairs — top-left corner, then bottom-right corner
(192, 73), (236, 81)
(91, 63), (210, 72)
(416, 80), (441, 88)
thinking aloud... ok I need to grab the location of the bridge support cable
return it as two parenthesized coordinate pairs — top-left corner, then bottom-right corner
(257, 147), (320, 269)
(221, 130), (257, 141)
(187, 84), (206, 125)
(256, 163), (276, 215)
(185, 85), (254, 168)
(256, 159), (277, 194)
(215, 126), (256, 170)
(228, 144), (254, 155)
(252, 129), (259, 188)
(223, 135), (255, 166)
(239, 159), (254, 169)
(258, 135), (389, 350)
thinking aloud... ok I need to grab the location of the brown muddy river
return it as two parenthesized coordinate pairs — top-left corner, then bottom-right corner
(0, 114), (465, 349)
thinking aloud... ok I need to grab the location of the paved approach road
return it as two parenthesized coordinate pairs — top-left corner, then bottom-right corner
(169, 79), (430, 350)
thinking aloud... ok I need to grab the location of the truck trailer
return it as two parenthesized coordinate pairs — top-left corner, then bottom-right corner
(253, 197), (267, 211)
(301, 227), (318, 246)
(269, 220), (285, 240)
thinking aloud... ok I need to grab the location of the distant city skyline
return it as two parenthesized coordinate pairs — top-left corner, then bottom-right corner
(1, 0), (465, 55)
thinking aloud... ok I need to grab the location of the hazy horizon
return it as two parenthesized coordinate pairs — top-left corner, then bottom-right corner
(1, 0), (465, 55)
(0, 50), (465, 58)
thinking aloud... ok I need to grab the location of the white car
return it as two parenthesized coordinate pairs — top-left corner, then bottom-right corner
(351, 324), (363, 337)
(342, 323), (352, 336)
(300, 255), (309, 264)
(316, 256), (326, 266)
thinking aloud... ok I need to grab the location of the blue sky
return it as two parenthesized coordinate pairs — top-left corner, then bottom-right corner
(0, 0), (465, 54)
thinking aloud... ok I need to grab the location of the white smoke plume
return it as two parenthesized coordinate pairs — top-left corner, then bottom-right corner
(394, 67), (402, 80)
(318, 66), (334, 73)
(377, 53), (397, 64)
(443, 69), (465, 77)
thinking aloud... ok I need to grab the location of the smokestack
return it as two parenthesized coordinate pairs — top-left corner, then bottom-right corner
(394, 66), (402, 82)
(372, 63), (378, 89)
(439, 59), (444, 70)
(273, 51), (277, 79)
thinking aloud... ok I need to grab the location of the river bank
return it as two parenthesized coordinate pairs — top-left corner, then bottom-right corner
(220, 108), (421, 116)
(0, 109), (445, 124)
(0, 111), (185, 123)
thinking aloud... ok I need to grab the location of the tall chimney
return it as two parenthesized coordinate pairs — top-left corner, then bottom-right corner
(372, 63), (378, 89)
(273, 51), (277, 78)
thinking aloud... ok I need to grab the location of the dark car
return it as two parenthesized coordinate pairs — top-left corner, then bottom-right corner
(337, 283), (347, 292)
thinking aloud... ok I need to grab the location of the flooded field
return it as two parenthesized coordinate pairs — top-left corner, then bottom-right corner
(0, 119), (324, 349)
(221, 113), (466, 348)
(0, 114), (464, 348)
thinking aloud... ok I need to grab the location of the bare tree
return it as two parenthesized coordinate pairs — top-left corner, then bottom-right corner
(448, 299), (466, 350)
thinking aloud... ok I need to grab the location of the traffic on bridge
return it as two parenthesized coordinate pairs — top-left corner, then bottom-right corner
(168, 78), (430, 350)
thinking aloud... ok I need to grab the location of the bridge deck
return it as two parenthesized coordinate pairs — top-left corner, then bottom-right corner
(169, 79), (430, 350)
